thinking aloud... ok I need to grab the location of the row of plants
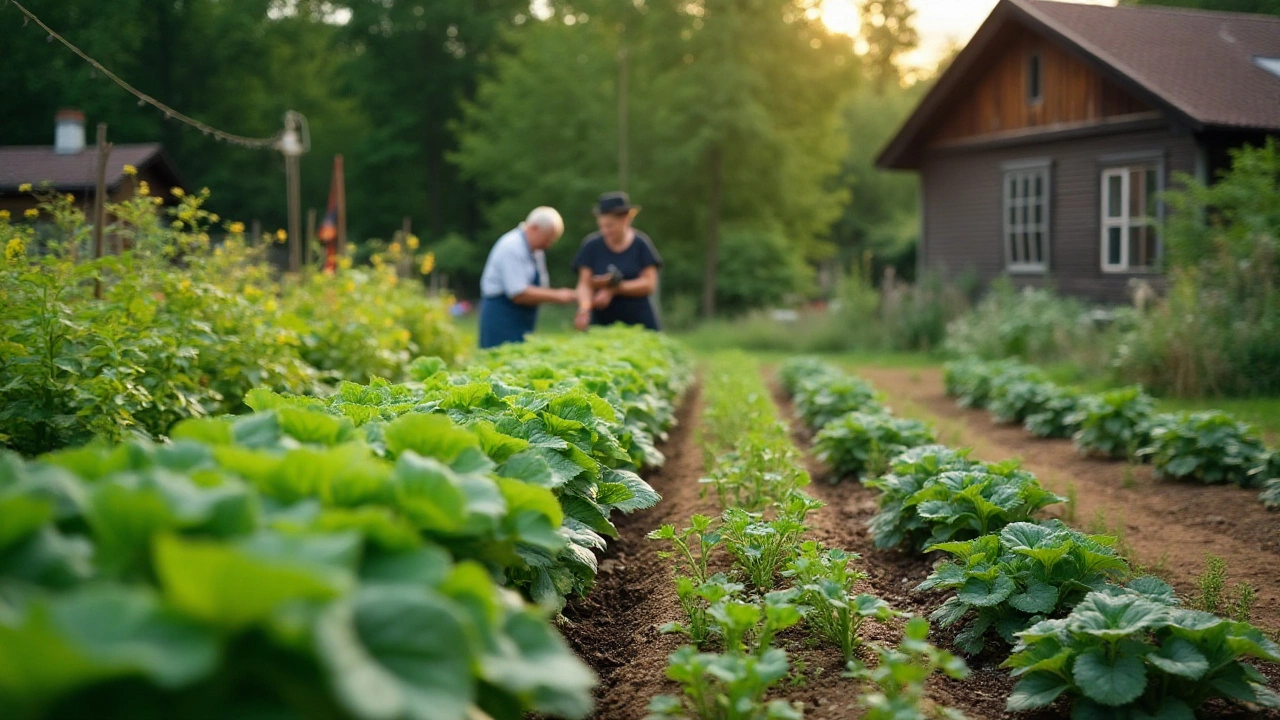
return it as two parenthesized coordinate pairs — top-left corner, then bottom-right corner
(1, 183), (464, 457)
(0, 327), (689, 719)
(781, 357), (1280, 719)
(644, 353), (969, 720)
(943, 358), (1280, 506)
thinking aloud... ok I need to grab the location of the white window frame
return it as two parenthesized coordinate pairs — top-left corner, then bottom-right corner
(1002, 158), (1052, 274)
(1099, 159), (1163, 273)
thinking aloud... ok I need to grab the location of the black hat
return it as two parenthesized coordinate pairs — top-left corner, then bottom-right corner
(594, 191), (640, 216)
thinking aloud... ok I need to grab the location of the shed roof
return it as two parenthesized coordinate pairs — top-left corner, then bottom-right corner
(878, 0), (1280, 169)
(0, 143), (183, 192)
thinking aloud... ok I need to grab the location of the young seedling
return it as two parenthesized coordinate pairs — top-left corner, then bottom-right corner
(663, 573), (745, 648)
(846, 617), (970, 720)
(784, 541), (900, 662)
(649, 514), (723, 584)
(721, 508), (806, 592)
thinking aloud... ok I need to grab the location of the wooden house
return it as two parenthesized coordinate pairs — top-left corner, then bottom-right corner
(876, 0), (1280, 302)
(0, 110), (183, 218)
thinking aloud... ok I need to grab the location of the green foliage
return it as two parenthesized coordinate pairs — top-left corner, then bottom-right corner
(989, 379), (1067, 425)
(917, 521), (1138, 654)
(0, 187), (461, 457)
(721, 507), (810, 593)
(942, 358), (1038, 410)
(795, 376), (884, 430)
(700, 355), (810, 511)
(1139, 411), (1269, 487)
(645, 645), (802, 720)
(1195, 555), (1257, 622)
(1069, 387), (1157, 460)
(783, 541), (900, 663)
(844, 617), (970, 720)
(943, 279), (1092, 364)
(649, 515), (723, 586)
(867, 451), (1065, 551)
(813, 411), (934, 480)
(1003, 589), (1280, 717)
(1024, 387), (1085, 439)
(1256, 451), (1280, 508)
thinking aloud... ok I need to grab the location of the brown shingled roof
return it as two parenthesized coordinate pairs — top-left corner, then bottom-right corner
(0, 144), (181, 192)
(1023, 0), (1280, 131)
(878, 0), (1280, 169)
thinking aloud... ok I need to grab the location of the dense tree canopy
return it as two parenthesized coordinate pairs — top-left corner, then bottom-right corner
(0, 0), (928, 314)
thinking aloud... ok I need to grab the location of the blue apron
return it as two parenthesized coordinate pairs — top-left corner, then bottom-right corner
(478, 246), (541, 349)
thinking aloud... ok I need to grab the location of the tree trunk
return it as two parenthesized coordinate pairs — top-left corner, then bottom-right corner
(701, 145), (723, 319)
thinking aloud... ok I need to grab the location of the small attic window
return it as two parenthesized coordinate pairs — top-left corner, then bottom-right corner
(1256, 56), (1280, 80)
(1027, 52), (1043, 105)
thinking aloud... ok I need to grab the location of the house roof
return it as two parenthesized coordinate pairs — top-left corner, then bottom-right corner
(877, 0), (1280, 169)
(0, 143), (183, 193)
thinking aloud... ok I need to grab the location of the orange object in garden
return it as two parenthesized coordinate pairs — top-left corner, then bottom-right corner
(317, 155), (343, 273)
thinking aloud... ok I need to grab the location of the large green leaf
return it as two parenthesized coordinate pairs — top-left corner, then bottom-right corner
(1146, 637), (1209, 680)
(1073, 647), (1147, 706)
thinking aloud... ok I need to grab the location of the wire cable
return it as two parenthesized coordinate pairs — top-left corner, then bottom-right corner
(5, 0), (282, 149)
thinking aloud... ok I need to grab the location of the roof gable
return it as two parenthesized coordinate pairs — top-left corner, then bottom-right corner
(878, 0), (1280, 169)
(0, 144), (182, 192)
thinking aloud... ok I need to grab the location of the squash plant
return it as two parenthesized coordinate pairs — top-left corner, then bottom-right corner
(793, 376), (883, 430)
(1140, 411), (1269, 487)
(1024, 386), (1084, 439)
(813, 411), (935, 480)
(1004, 589), (1280, 718)
(916, 521), (1138, 654)
(1069, 386), (1157, 459)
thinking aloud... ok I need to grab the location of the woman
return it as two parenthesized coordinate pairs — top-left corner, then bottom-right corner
(572, 192), (662, 332)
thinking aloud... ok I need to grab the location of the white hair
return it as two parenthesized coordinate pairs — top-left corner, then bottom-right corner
(525, 206), (564, 235)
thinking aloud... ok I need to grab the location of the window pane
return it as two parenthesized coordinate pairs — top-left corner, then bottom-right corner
(1034, 174), (1043, 200)
(1033, 231), (1044, 263)
(1129, 224), (1159, 269)
(1107, 226), (1123, 265)
(1008, 176), (1017, 201)
(1107, 174), (1123, 218)
(1129, 169), (1146, 219)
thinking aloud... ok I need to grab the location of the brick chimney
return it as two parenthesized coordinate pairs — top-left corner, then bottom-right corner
(54, 109), (86, 154)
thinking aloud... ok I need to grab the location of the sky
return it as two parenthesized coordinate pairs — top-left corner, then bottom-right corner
(821, 0), (1119, 71)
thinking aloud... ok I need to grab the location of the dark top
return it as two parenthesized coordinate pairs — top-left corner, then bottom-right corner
(572, 231), (662, 330)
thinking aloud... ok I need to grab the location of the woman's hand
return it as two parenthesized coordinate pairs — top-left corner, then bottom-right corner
(574, 307), (591, 331)
(592, 289), (614, 309)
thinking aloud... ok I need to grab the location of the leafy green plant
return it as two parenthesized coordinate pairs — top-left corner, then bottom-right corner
(1024, 386), (1085, 439)
(813, 411), (935, 480)
(916, 521), (1137, 654)
(645, 646), (802, 720)
(1069, 386), (1157, 459)
(845, 617), (970, 720)
(664, 574), (745, 647)
(868, 455), (1063, 551)
(1004, 589), (1280, 718)
(1195, 554), (1257, 622)
(649, 515), (724, 585)
(720, 508), (807, 592)
(777, 356), (837, 397)
(1139, 411), (1269, 486)
(865, 445), (981, 550)
(943, 358), (1036, 410)
(989, 379), (1063, 425)
(783, 541), (900, 662)
(793, 375), (883, 430)
(1256, 451), (1280, 508)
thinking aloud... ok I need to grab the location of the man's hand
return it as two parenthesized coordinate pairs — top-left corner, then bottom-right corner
(574, 307), (591, 331)
(554, 288), (577, 304)
(592, 289), (614, 309)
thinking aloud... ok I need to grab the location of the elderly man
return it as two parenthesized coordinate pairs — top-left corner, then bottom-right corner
(477, 206), (577, 349)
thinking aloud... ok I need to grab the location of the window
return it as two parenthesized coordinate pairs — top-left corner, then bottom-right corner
(1027, 52), (1043, 104)
(1256, 56), (1280, 80)
(1003, 160), (1051, 272)
(1100, 165), (1161, 272)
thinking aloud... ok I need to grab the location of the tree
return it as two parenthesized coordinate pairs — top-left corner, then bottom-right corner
(858, 0), (919, 94)
(1121, 0), (1280, 14)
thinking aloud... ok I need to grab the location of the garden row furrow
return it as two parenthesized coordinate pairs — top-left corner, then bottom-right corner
(0, 326), (687, 720)
(780, 357), (1280, 719)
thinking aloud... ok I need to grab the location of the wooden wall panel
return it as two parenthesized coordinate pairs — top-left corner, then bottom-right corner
(931, 25), (1150, 146)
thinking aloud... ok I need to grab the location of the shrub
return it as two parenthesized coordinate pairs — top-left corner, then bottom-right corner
(865, 445), (981, 550)
(943, 358), (1035, 410)
(1139, 411), (1269, 487)
(813, 411), (934, 480)
(1069, 386), (1157, 459)
(943, 278), (1094, 363)
(917, 521), (1139, 654)
(1024, 387), (1084, 439)
(989, 378), (1064, 425)
(1004, 589), (1280, 717)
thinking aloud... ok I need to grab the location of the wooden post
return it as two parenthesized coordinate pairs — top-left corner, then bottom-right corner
(334, 154), (347, 262)
(285, 153), (302, 274)
(400, 216), (411, 278)
(305, 207), (317, 271)
(250, 219), (261, 249)
(91, 123), (112, 299)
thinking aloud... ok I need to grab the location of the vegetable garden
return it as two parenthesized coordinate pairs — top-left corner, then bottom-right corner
(5, 190), (1280, 718)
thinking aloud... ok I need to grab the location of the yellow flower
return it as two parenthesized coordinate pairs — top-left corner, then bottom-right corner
(338, 257), (353, 270)
(276, 229), (288, 243)
(264, 298), (279, 313)
(209, 213), (220, 223)
(178, 279), (192, 293)
(64, 194), (75, 203)
(153, 197), (164, 206)
(229, 221), (245, 235)
(0, 210), (9, 221)
(24, 208), (39, 219)
(245, 286), (264, 301)
(5, 237), (25, 263)
(18, 183), (31, 193)
(172, 220), (185, 230)
(406, 234), (420, 250)
(389, 242), (402, 255)
(343, 281), (356, 293)
(123, 164), (137, 176)
(138, 181), (151, 197)
(171, 187), (185, 198)
(419, 252), (436, 275)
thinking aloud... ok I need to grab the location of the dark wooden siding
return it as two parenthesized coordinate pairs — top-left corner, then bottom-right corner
(919, 124), (1200, 303)
(931, 24), (1150, 146)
